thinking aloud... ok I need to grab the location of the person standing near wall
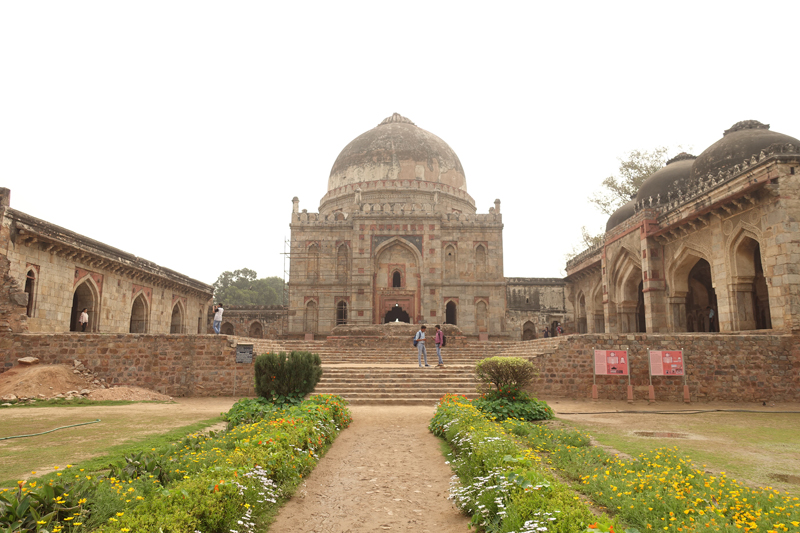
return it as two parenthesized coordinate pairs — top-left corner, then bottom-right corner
(79, 308), (89, 332)
(213, 304), (224, 334)
(434, 324), (445, 367)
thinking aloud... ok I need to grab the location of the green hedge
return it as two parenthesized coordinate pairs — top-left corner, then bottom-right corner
(254, 351), (323, 404)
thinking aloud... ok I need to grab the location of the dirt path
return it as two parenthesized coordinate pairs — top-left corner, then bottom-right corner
(269, 405), (470, 533)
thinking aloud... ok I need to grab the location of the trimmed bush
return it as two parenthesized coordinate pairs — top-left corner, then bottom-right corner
(472, 386), (554, 421)
(475, 356), (538, 391)
(254, 351), (323, 405)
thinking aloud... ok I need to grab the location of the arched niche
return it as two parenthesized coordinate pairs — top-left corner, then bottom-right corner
(71, 277), (99, 332)
(130, 292), (149, 333)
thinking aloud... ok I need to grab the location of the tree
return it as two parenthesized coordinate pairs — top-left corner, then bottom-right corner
(567, 147), (676, 260)
(588, 147), (671, 216)
(212, 269), (285, 305)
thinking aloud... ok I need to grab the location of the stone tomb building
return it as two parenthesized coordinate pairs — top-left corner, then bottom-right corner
(566, 120), (800, 335)
(288, 113), (565, 338)
(0, 188), (213, 334)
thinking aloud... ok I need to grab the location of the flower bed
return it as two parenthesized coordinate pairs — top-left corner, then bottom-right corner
(431, 395), (800, 533)
(430, 394), (608, 533)
(0, 394), (351, 533)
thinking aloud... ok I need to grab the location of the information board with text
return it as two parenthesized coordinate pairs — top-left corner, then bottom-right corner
(649, 350), (684, 376)
(594, 350), (629, 375)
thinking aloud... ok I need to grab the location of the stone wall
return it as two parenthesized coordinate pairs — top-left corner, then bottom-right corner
(209, 306), (285, 337)
(510, 333), (800, 403)
(0, 333), (282, 397)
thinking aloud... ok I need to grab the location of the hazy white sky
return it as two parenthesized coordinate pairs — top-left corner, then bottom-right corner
(2, 1), (799, 286)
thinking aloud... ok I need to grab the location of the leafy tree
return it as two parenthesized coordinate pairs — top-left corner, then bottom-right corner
(588, 147), (671, 216)
(567, 147), (677, 260)
(212, 269), (285, 305)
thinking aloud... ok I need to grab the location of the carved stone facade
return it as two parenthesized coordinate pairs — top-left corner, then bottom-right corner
(0, 188), (213, 334)
(208, 305), (285, 338)
(566, 121), (800, 335)
(288, 114), (507, 338)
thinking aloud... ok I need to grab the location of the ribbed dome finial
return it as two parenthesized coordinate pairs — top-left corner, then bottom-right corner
(379, 113), (415, 126)
(724, 120), (769, 136)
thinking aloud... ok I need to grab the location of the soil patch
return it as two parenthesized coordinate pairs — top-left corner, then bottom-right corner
(0, 363), (171, 402)
(269, 405), (469, 533)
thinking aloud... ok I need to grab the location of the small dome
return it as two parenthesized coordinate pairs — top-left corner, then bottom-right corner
(635, 153), (696, 205)
(606, 199), (636, 232)
(690, 120), (800, 180)
(327, 113), (466, 192)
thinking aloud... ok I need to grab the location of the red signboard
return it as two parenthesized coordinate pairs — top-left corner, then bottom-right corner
(649, 350), (684, 376)
(594, 350), (629, 375)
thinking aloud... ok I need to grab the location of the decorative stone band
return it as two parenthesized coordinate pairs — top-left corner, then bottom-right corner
(321, 179), (474, 205)
(292, 210), (502, 225)
(632, 142), (799, 215)
(565, 240), (605, 270)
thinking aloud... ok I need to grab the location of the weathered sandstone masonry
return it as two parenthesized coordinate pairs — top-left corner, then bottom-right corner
(505, 333), (800, 403)
(0, 334), (280, 397)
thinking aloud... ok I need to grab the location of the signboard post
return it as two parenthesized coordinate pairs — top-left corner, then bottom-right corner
(234, 344), (254, 396)
(648, 350), (689, 403)
(593, 350), (632, 403)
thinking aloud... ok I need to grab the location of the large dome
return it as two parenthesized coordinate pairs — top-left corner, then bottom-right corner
(635, 153), (696, 205)
(327, 113), (467, 192)
(690, 120), (800, 180)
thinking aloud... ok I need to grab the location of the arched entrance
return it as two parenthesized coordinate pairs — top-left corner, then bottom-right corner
(384, 304), (410, 323)
(170, 303), (184, 334)
(129, 293), (148, 333)
(686, 259), (717, 332)
(445, 301), (457, 325)
(732, 236), (771, 330)
(522, 320), (536, 340)
(70, 280), (98, 332)
(636, 281), (647, 333)
(577, 293), (587, 333)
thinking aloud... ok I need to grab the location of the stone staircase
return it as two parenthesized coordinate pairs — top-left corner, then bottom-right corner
(266, 338), (563, 405)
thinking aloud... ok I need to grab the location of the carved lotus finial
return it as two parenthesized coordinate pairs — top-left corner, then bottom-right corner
(379, 113), (415, 126)
(723, 120), (770, 136)
(665, 152), (697, 165)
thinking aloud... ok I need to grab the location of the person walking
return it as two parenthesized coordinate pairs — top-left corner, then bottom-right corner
(415, 325), (429, 367)
(434, 324), (445, 367)
(213, 304), (224, 334)
(79, 308), (89, 332)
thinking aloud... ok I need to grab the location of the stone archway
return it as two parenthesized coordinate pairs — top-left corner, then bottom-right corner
(221, 322), (235, 335)
(445, 301), (457, 325)
(374, 237), (422, 324)
(170, 302), (185, 334)
(384, 305), (410, 323)
(522, 320), (536, 340)
(731, 235), (771, 330)
(130, 293), (148, 333)
(70, 279), (99, 332)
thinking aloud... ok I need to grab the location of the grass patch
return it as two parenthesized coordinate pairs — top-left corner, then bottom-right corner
(558, 411), (800, 494)
(1, 417), (222, 488)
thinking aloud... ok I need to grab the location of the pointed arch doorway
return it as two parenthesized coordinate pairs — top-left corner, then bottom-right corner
(384, 304), (410, 323)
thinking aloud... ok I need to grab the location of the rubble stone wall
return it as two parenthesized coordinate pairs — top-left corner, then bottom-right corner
(514, 333), (800, 403)
(0, 333), (279, 397)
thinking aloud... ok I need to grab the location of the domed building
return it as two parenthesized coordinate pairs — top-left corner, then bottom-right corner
(287, 114), (517, 337)
(566, 120), (800, 334)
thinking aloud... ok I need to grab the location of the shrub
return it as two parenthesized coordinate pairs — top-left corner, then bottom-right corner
(475, 357), (538, 391)
(473, 386), (554, 421)
(254, 351), (323, 405)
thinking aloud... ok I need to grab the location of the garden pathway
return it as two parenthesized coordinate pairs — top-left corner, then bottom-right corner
(268, 405), (470, 532)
